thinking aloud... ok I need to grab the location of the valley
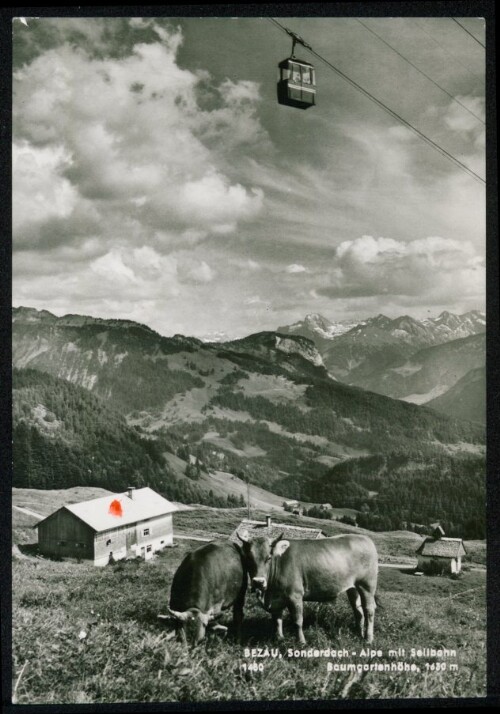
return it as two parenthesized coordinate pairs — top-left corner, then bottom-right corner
(12, 306), (486, 538)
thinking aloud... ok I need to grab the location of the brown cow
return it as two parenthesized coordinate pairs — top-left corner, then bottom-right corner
(161, 541), (247, 644)
(238, 531), (378, 644)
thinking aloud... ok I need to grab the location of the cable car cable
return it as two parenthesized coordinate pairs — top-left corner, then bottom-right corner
(268, 18), (485, 186)
(355, 18), (484, 125)
(413, 19), (480, 78)
(451, 18), (486, 49)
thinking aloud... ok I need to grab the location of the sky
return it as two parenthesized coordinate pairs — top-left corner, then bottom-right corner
(12, 15), (486, 339)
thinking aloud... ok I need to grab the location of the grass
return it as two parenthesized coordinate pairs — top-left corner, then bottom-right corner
(12, 507), (487, 704)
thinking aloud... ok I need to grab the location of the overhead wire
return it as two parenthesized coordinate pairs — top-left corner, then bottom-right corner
(451, 18), (486, 49)
(355, 18), (484, 125)
(267, 17), (485, 186)
(413, 19), (480, 78)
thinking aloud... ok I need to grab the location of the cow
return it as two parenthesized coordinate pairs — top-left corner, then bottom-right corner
(160, 541), (247, 644)
(237, 531), (378, 644)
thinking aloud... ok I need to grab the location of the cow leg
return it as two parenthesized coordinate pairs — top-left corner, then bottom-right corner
(177, 623), (187, 645)
(347, 587), (365, 638)
(232, 581), (247, 643)
(358, 585), (376, 644)
(271, 609), (285, 640)
(287, 596), (306, 645)
(232, 602), (244, 643)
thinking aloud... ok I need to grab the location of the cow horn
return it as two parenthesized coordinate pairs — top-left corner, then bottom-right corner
(271, 531), (285, 547)
(209, 623), (228, 633)
(236, 529), (249, 543)
(166, 607), (192, 622)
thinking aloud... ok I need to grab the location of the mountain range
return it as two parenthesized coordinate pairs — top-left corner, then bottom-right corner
(11, 306), (485, 535)
(278, 310), (485, 420)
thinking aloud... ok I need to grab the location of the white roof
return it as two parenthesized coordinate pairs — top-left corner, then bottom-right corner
(61, 487), (177, 532)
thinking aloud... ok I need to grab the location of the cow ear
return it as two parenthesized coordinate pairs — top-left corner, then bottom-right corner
(271, 531), (285, 548)
(237, 529), (250, 543)
(273, 540), (290, 557)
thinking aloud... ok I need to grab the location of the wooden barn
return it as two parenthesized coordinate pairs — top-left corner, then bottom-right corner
(229, 515), (325, 543)
(415, 526), (466, 575)
(36, 487), (177, 566)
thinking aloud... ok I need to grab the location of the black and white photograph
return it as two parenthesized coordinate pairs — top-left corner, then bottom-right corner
(8, 6), (493, 706)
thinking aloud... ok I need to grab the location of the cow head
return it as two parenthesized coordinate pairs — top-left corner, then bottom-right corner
(167, 607), (210, 644)
(237, 530), (288, 591)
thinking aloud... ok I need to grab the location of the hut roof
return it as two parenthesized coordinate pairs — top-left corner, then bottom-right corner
(416, 536), (466, 558)
(37, 487), (177, 533)
(229, 518), (324, 543)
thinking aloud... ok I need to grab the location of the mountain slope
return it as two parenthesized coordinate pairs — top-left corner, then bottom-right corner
(362, 333), (486, 402)
(427, 366), (486, 424)
(13, 368), (245, 508)
(13, 307), (483, 456)
(12, 307), (486, 536)
(277, 310), (486, 405)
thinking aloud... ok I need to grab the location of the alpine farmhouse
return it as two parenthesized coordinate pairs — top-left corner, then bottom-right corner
(36, 487), (177, 566)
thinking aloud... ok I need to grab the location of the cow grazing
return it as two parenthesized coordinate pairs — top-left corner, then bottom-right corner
(161, 541), (247, 644)
(238, 531), (378, 644)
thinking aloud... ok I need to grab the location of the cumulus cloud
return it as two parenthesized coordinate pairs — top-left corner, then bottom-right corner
(180, 260), (215, 284)
(444, 95), (485, 134)
(319, 234), (484, 302)
(13, 20), (266, 253)
(13, 142), (78, 233)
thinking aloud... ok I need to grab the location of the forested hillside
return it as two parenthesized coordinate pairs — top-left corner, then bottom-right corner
(12, 369), (243, 508)
(12, 308), (486, 538)
(297, 453), (485, 538)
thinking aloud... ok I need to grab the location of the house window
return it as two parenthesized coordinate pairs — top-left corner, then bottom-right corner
(106, 539), (112, 546)
(143, 528), (150, 536)
(146, 545), (152, 553)
(160, 540), (164, 545)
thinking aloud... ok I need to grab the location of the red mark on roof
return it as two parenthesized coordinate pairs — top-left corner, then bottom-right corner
(109, 499), (123, 517)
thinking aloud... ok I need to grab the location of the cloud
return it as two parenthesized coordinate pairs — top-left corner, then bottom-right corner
(444, 95), (485, 134)
(13, 142), (79, 234)
(181, 260), (215, 284)
(244, 295), (267, 306)
(13, 20), (266, 253)
(319, 234), (484, 302)
(285, 263), (307, 274)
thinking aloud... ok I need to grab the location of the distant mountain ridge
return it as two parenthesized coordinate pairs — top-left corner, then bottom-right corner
(277, 309), (485, 408)
(278, 309), (485, 352)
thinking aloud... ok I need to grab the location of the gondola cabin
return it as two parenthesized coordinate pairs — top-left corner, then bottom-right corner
(277, 57), (316, 109)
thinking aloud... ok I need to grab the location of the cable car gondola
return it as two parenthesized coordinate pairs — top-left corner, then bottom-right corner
(277, 31), (316, 109)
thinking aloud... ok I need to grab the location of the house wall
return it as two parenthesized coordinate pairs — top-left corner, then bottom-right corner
(417, 555), (456, 575)
(93, 513), (173, 566)
(38, 510), (94, 560)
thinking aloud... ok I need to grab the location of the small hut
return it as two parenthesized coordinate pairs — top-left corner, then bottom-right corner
(415, 526), (466, 575)
(229, 515), (324, 543)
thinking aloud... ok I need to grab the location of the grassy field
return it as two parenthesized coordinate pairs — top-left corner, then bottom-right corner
(12, 502), (487, 704)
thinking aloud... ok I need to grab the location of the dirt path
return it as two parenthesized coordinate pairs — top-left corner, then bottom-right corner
(13, 505), (44, 520)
